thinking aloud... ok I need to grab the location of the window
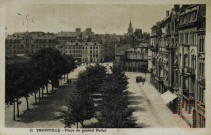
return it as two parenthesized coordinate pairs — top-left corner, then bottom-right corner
(184, 55), (189, 68)
(185, 33), (188, 44)
(199, 63), (205, 77)
(199, 36), (205, 53)
(187, 13), (191, 23)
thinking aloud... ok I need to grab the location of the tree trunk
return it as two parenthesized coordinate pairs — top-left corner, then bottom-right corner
(64, 75), (65, 81)
(76, 122), (78, 128)
(42, 87), (44, 98)
(46, 85), (48, 94)
(57, 80), (59, 88)
(80, 121), (85, 128)
(39, 89), (41, 100)
(52, 83), (54, 91)
(67, 73), (68, 80)
(34, 92), (37, 103)
(13, 102), (15, 120)
(16, 98), (19, 117)
(25, 97), (29, 110)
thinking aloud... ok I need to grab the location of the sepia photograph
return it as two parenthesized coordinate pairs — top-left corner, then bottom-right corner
(1, 1), (210, 134)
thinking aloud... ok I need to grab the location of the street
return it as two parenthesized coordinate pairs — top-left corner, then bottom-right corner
(5, 63), (187, 128)
(126, 72), (188, 128)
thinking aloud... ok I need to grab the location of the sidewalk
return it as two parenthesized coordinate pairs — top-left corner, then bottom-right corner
(138, 75), (189, 128)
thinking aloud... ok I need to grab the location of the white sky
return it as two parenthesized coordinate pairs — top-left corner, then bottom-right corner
(5, 4), (173, 35)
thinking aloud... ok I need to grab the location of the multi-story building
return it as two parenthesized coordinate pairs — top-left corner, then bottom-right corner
(81, 42), (104, 63)
(55, 29), (82, 54)
(64, 41), (82, 62)
(6, 32), (56, 57)
(124, 42), (148, 72)
(177, 4), (206, 128)
(149, 4), (206, 128)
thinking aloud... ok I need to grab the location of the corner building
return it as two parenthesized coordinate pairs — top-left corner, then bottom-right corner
(149, 4), (206, 128)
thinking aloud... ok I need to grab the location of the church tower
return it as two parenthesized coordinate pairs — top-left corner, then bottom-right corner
(128, 19), (133, 36)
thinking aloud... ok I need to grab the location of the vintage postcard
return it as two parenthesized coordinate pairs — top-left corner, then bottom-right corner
(0, 0), (211, 135)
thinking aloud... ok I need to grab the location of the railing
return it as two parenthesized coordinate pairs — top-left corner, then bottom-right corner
(173, 63), (178, 68)
(197, 100), (206, 117)
(165, 45), (175, 50)
(157, 61), (164, 66)
(150, 45), (158, 52)
(155, 76), (163, 82)
(184, 67), (195, 75)
(152, 58), (155, 63)
(183, 89), (189, 98)
(198, 77), (205, 88)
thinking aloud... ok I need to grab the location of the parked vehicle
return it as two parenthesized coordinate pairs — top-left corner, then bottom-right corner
(136, 76), (145, 83)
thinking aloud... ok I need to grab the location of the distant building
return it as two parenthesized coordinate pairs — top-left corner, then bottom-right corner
(55, 30), (82, 54)
(124, 42), (148, 72)
(6, 32), (56, 57)
(64, 41), (82, 62)
(114, 44), (132, 67)
(81, 42), (104, 63)
(128, 20), (133, 36)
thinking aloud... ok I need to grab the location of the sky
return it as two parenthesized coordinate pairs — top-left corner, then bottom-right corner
(5, 4), (173, 35)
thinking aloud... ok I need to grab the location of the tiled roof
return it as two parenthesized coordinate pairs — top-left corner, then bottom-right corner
(65, 41), (102, 46)
(29, 33), (55, 39)
(6, 32), (55, 40)
(116, 44), (132, 56)
(56, 31), (81, 37)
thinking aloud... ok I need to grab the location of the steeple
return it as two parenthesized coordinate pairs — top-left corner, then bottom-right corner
(128, 19), (133, 36)
(129, 19), (132, 27)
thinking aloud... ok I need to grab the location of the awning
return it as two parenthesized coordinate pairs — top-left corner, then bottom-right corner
(161, 91), (178, 104)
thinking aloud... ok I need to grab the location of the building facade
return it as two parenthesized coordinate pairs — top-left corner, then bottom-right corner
(124, 43), (148, 72)
(81, 42), (104, 63)
(6, 32), (56, 57)
(149, 4), (206, 128)
(64, 41), (82, 62)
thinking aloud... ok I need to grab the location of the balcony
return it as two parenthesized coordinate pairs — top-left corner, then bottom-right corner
(173, 63), (178, 69)
(150, 45), (158, 52)
(152, 58), (155, 64)
(184, 67), (195, 78)
(198, 77), (205, 88)
(165, 45), (175, 50)
(183, 89), (189, 98)
(155, 76), (163, 82)
(172, 83), (179, 90)
(164, 81), (172, 88)
(157, 61), (164, 66)
(197, 100), (206, 117)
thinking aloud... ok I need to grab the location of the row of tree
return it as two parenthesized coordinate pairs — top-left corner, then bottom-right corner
(6, 48), (76, 120)
(60, 64), (136, 128)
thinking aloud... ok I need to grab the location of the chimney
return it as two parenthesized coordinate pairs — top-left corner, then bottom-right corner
(166, 10), (169, 17)
(76, 28), (81, 33)
(174, 5), (180, 12)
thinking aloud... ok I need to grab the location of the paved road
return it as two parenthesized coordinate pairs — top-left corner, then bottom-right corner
(126, 72), (165, 128)
(126, 72), (189, 128)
